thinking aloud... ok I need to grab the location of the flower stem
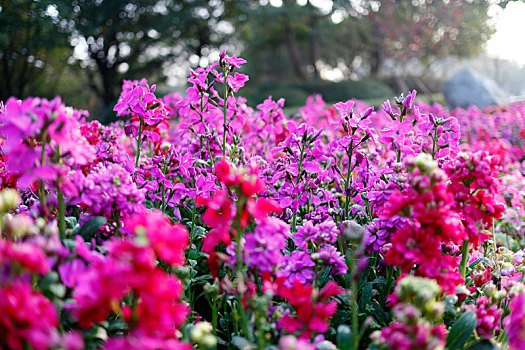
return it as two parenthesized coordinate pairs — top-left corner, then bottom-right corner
(344, 140), (354, 219)
(211, 295), (218, 347)
(256, 315), (265, 350)
(432, 126), (438, 159)
(38, 131), (48, 210)
(190, 199), (197, 246)
(459, 239), (470, 279)
(161, 183), (166, 213)
(135, 117), (144, 168)
(235, 233), (251, 339)
(381, 265), (394, 304)
(348, 250), (360, 350)
(222, 70), (229, 157)
(57, 187), (65, 239)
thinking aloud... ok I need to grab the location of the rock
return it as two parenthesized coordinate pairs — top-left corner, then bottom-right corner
(443, 69), (509, 109)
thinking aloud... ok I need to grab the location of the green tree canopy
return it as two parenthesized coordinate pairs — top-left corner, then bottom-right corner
(0, 0), (70, 101)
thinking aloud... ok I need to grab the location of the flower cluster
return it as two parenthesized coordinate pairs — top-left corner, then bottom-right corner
(384, 154), (466, 294)
(2, 52), (525, 349)
(72, 211), (189, 346)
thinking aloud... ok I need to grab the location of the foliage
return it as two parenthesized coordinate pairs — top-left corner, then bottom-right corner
(0, 0), (70, 101)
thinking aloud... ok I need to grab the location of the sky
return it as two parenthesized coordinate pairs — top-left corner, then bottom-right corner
(486, 2), (525, 65)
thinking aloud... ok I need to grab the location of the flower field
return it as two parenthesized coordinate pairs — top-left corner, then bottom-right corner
(2, 52), (525, 350)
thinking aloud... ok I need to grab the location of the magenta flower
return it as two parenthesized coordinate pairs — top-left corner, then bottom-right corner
(277, 250), (315, 286)
(243, 217), (289, 273)
(0, 280), (60, 350)
(507, 293), (525, 349)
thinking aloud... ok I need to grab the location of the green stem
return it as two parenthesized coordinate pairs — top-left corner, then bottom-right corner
(233, 307), (239, 336)
(235, 234), (251, 338)
(459, 239), (470, 279)
(291, 148), (306, 233)
(211, 295), (218, 349)
(256, 315), (265, 350)
(207, 138), (215, 169)
(222, 70), (229, 157)
(232, 222), (252, 339)
(39, 131), (48, 209)
(348, 251), (360, 350)
(382, 265), (394, 304)
(161, 183), (166, 213)
(135, 117), (144, 167)
(57, 187), (65, 239)
(431, 126), (438, 159)
(344, 139), (355, 219)
(190, 199), (197, 247)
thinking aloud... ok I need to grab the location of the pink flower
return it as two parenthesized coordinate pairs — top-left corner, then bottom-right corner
(0, 280), (60, 350)
(125, 211), (189, 267)
(278, 281), (341, 339)
(507, 293), (525, 349)
(0, 239), (49, 275)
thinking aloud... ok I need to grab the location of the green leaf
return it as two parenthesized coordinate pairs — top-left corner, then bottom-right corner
(464, 340), (499, 350)
(318, 267), (332, 286)
(370, 301), (389, 326)
(76, 216), (107, 240)
(468, 257), (488, 269)
(446, 311), (477, 350)
(231, 336), (255, 350)
(65, 216), (78, 229)
(336, 325), (353, 349)
(358, 283), (373, 311)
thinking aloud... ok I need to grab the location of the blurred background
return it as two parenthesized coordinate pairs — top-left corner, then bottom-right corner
(1, 0), (525, 122)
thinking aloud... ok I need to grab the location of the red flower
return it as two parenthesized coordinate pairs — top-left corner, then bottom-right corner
(125, 211), (189, 267)
(215, 158), (241, 186)
(278, 281), (342, 339)
(240, 176), (265, 197)
(247, 197), (282, 221)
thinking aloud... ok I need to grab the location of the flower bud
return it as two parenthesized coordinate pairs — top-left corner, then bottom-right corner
(342, 220), (365, 245)
(414, 153), (437, 174)
(191, 322), (213, 343)
(279, 335), (298, 350)
(393, 304), (421, 325)
(204, 282), (219, 297)
(311, 253), (321, 262)
(200, 334), (217, 349)
(316, 341), (337, 350)
(0, 189), (20, 213)
(483, 283), (496, 297)
(493, 290), (506, 302)
(424, 301), (445, 320)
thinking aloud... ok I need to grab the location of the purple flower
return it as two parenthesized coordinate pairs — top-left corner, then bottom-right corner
(226, 73), (249, 93)
(58, 259), (86, 288)
(277, 250), (315, 286)
(402, 90), (417, 109)
(508, 293), (525, 349)
(224, 55), (247, 69)
(294, 220), (339, 246)
(243, 218), (290, 273)
(317, 245), (348, 276)
(70, 163), (146, 217)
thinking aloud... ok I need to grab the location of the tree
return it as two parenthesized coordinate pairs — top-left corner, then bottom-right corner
(235, 0), (495, 87)
(366, 0), (494, 74)
(232, 0), (342, 83)
(54, 0), (230, 108)
(0, 0), (70, 101)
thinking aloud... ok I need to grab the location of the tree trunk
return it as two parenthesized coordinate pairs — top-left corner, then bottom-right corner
(370, 17), (383, 76)
(308, 11), (320, 80)
(283, 20), (306, 81)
